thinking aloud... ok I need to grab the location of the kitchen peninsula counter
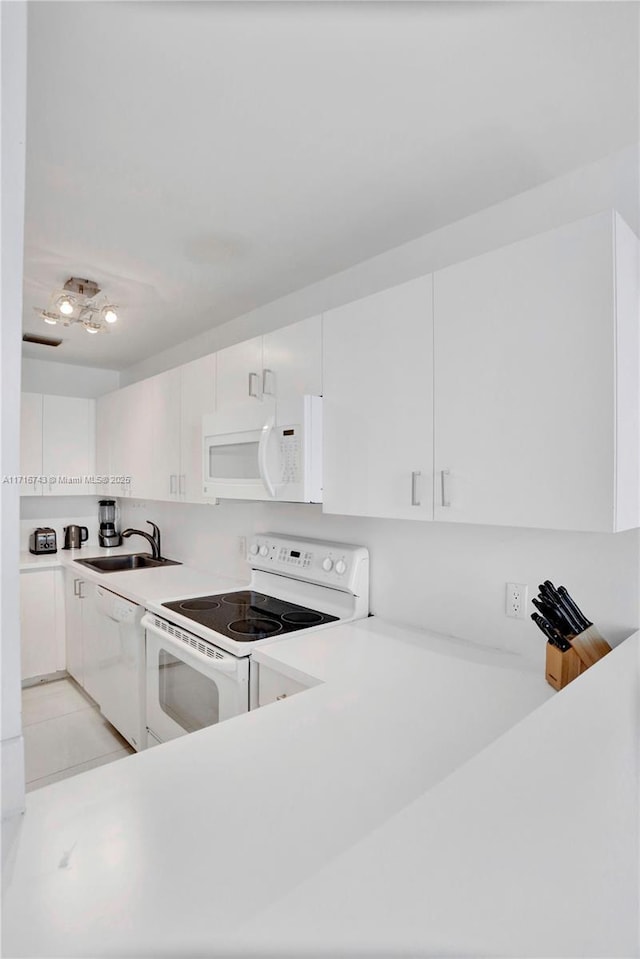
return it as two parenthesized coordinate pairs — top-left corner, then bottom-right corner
(2, 609), (636, 957)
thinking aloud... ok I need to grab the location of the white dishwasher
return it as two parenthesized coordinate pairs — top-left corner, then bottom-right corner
(94, 585), (146, 751)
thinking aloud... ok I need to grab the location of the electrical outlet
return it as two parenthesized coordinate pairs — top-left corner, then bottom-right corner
(506, 582), (528, 619)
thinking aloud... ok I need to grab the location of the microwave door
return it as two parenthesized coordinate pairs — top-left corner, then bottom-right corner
(205, 427), (268, 500)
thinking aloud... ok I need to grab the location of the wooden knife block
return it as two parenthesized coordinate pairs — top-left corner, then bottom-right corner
(545, 626), (612, 691)
(545, 643), (583, 691)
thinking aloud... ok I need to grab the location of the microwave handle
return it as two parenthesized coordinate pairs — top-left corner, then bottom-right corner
(258, 417), (277, 498)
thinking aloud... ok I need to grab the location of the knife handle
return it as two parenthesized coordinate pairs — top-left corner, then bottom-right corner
(557, 586), (591, 632)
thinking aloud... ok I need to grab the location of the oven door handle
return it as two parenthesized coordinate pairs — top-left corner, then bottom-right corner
(142, 614), (239, 674)
(258, 416), (277, 498)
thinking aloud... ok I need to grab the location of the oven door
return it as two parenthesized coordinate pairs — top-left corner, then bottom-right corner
(143, 614), (249, 745)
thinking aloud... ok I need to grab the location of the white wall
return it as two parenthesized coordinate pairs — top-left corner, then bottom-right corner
(1, 1), (27, 821)
(120, 498), (639, 670)
(22, 358), (119, 398)
(120, 144), (639, 386)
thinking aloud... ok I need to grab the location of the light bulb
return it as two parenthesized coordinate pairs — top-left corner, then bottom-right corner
(43, 316), (58, 325)
(56, 295), (75, 316)
(102, 306), (118, 324)
(85, 324), (100, 335)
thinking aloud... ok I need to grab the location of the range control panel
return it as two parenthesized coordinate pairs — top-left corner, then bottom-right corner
(247, 533), (368, 594)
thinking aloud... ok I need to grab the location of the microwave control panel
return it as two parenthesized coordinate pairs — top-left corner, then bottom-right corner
(279, 426), (301, 484)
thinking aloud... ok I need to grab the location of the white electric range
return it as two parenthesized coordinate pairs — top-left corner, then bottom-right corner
(142, 533), (369, 746)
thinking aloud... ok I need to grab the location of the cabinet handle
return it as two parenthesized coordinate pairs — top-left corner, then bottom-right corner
(170, 474), (177, 495)
(78, 580), (85, 600)
(440, 469), (451, 508)
(248, 372), (261, 398)
(411, 471), (421, 507)
(73, 577), (80, 597)
(262, 368), (275, 396)
(179, 474), (186, 496)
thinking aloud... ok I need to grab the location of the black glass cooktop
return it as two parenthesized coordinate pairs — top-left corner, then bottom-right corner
(161, 590), (339, 642)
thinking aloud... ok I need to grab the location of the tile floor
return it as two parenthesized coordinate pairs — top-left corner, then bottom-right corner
(22, 678), (135, 792)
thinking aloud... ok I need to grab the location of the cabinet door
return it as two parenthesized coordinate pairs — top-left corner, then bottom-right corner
(79, 580), (101, 705)
(215, 336), (266, 429)
(20, 570), (58, 680)
(20, 393), (43, 496)
(42, 395), (96, 496)
(433, 213), (618, 531)
(148, 368), (182, 501)
(95, 391), (116, 496)
(323, 276), (434, 520)
(262, 315), (322, 424)
(179, 354), (216, 503)
(111, 380), (151, 499)
(64, 571), (84, 686)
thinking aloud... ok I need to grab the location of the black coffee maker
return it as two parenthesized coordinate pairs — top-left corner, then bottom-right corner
(98, 499), (122, 547)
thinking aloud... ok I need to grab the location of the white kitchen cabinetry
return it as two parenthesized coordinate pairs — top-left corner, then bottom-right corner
(433, 211), (639, 532)
(215, 317), (322, 429)
(179, 353), (216, 503)
(258, 664), (313, 707)
(20, 569), (65, 682)
(322, 277), (434, 520)
(216, 335), (267, 427)
(64, 571), (99, 701)
(147, 367), (182, 501)
(98, 358), (216, 504)
(20, 393), (96, 497)
(262, 315), (322, 424)
(42, 395), (96, 496)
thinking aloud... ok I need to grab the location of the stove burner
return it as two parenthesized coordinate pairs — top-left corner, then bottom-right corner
(178, 599), (221, 612)
(228, 618), (282, 637)
(281, 610), (324, 626)
(222, 591), (267, 606)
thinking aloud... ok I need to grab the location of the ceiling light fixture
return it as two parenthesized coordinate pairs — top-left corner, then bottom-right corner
(34, 277), (120, 335)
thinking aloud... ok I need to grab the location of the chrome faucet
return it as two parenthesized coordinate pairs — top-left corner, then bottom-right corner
(121, 520), (162, 560)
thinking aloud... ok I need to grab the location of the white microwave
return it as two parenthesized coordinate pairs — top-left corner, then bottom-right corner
(203, 395), (323, 502)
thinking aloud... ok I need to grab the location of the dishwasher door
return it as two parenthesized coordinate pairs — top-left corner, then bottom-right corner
(94, 585), (146, 751)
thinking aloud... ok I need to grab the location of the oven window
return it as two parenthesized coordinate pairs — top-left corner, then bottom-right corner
(209, 441), (260, 480)
(158, 649), (219, 733)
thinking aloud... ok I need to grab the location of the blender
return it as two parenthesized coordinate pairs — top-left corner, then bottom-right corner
(98, 499), (122, 547)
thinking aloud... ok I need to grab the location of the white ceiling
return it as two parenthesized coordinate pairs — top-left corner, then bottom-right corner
(22, 1), (638, 371)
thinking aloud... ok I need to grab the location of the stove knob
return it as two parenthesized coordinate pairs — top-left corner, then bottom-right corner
(335, 560), (347, 576)
(249, 544), (259, 556)
(322, 557), (333, 572)
(259, 545), (269, 557)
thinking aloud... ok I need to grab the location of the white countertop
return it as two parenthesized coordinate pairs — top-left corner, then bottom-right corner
(5, 608), (591, 959)
(19, 546), (246, 604)
(7, 558), (637, 957)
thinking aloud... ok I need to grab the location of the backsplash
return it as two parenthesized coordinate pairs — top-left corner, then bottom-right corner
(119, 497), (640, 668)
(20, 495), (103, 550)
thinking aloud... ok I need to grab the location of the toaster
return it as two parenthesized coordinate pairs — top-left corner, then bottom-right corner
(29, 527), (57, 555)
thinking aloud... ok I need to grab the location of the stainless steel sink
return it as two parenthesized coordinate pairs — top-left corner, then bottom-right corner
(75, 554), (181, 573)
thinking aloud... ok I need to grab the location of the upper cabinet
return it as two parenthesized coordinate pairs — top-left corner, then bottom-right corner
(179, 354), (216, 503)
(322, 276), (434, 520)
(433, 211), (639, 532)
(20, 393), (96, 496)
(97, 355), (216, 504)
(215, 316), (322, 431)
(216, 335), (265, 425)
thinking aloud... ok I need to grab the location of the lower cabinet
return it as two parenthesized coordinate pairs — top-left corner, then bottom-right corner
(20, 568), (65, 682)
(257, 663), (314, 707)
(64, 571), (100, 702)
